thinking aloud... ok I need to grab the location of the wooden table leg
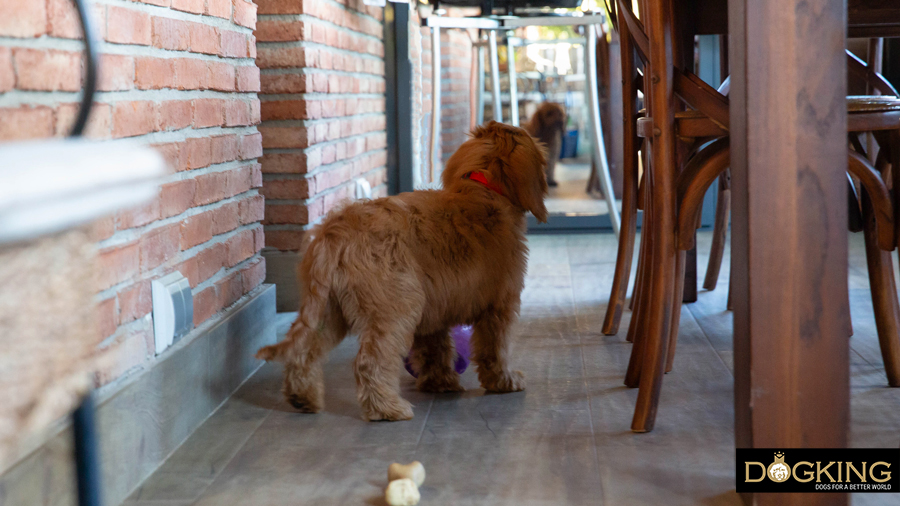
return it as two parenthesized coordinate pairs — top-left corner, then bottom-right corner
(728, 0), (849, 504)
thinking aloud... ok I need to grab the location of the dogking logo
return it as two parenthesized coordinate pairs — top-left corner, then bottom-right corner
(737, 448), (899, 493)
(767, 452), (790, 483)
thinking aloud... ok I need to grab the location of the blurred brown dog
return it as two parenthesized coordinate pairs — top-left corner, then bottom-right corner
(256, 122), (548, 421)
(525, 102), (566, 187)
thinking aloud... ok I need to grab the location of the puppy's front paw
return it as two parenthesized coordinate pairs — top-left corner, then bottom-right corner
(363, 398), (414, 422)
(482, 370), (526, 393)
(417, 373), (465, 393)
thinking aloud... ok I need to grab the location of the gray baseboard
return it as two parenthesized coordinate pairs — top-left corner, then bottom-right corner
(262, 249), (300, 312)
(0, 284), (276, 506)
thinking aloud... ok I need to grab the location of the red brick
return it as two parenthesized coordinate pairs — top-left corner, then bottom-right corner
(256, 0), (304, 14)
(264, 229), (306, 251)
(218, 270), (244, 308)
(247, 34), (256, 58)
(112, 101), (159, 138)
(208, 61), (236, 91)
(226, 166), (252, 197)
(193, 98), (224, 128)
(107, 6), (151, 45)
(185, 137), (213, 170)
(206, 0), (232, 18)
(174, 58), (208, 90)
(118, 281), (152, 325)
(152, 16), (190, 51)
(178, 256), (200, 287)
(235, 66), (260, 92)
(261, 178), (309, 200)
(193, 286), (220, 326)
(220, 30), (247, 58)
(0, 48), (12, 93)
(153, 142), (186, 172)
(97, 54), (134, 91)
(194, 171), (227, 205)
(0, 0), (47, 37)
(210, 202), (240, 235)
(48, 0), (82, 38)
(90, 216), (116, 242)
(250, 163), (263, 188)
(54, 102), (111, 139)
(239, 194), (265, 224)
(97, 242), (140, 291)
(189, 22), (220, 55)
(210, 134), (240, 164)
(256, 46), (307, 69)
(137, 0), (170, 6)
(226, 229), (255, 266)
(13, 49), (82, 92)
(233, 0), (256, 29)
(224, 100), (251, 127)
(260, 152), (305, 174)
(135, 57), (175, 90)
(264, 203), (308, 224)
(171, 0), (205, 14)
(240, 133), (264, 159)
(255, 20), (304, 42)
(159, 100), (192, 131)
(91, 4), (107, 39)
(117, 195), (162, 229)
(260, 74), (309, 94)
(195, 243), (227, 281)
(180, 212), (213, 249)
(160, 179), (197, 218)
(241, 257), (266, 292)
(96, 296), (118, 340)
(258, 126), (307, 149)
(261, 100), (305, 121)
(140, 224), (181, 270)
(0, 106), (54, 141)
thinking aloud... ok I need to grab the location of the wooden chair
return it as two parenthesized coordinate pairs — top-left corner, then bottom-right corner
(607, 0), (900, 432)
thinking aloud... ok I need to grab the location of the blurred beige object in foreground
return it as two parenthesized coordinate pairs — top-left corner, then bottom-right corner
(0, 140), (164, 472)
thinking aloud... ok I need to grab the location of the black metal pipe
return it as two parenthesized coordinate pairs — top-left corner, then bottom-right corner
(69, 0), (98, 138)
(73, 393), (103, 506)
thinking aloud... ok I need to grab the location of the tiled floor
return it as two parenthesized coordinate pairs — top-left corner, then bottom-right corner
(122, 232), (900, 506)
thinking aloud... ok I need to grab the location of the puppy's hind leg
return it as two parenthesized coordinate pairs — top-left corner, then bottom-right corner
(258, 301), (347, 413)
(471, 306), (525, 393)
(411, 329), (465, 393)
(354, 322), (417, 421)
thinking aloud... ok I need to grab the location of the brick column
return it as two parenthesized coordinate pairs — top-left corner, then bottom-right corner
(256, 0), (388, 310)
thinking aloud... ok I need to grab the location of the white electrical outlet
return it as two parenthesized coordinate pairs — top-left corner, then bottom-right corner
(151, 271), (193, 355)
(355, 178), (373, 200)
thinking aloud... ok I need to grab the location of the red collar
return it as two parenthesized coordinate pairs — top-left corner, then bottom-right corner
(465, 172), (504, 196)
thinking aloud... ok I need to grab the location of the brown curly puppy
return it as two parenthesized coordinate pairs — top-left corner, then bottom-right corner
(256, 122), (548, 421)
(525, 102), (566, 187)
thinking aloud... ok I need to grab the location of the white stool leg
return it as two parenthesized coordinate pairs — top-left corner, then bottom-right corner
(430, 25), (441, 183)
(476, 37), (485, 126)
(584, 23), (620, 237)
(488, 30), (502, 123)
(506, 31), (519, 126)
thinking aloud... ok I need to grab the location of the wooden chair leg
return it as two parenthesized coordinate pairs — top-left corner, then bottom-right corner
(625, 194), (653, 384)
(666, 250), (686, 373)
(704, 171), (731, 290)
(862, 190), (900, 387)
(603, 31), (641, 336)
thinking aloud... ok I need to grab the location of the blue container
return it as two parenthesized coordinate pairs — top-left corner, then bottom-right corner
(560, 129), (578, 159)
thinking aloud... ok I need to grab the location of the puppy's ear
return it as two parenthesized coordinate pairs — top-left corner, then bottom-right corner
(489, 130), (549, 223)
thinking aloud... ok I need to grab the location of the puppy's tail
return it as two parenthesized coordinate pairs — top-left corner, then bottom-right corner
(256, 237), (337, 363)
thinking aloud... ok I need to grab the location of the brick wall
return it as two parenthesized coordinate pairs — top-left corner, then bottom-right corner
(255, 0), (387, 309)
(0, 0), (265, 387)
(439, 28), (472, 161)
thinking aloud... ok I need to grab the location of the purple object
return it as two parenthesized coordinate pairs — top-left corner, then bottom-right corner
(404, 325), (472, 378)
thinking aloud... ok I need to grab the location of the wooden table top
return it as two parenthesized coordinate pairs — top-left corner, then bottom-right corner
(687, 0), (900, 38)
